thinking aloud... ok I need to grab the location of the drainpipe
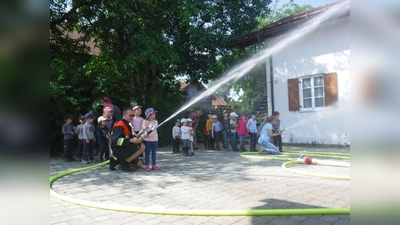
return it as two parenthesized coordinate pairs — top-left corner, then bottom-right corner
(269, 56), (275, 114)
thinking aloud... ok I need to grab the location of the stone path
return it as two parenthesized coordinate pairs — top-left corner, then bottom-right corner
(50, 146), (350, 225)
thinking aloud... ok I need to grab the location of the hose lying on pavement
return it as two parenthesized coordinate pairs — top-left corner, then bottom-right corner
(240, 150), (350, 180)
(50, 150), (350, 216)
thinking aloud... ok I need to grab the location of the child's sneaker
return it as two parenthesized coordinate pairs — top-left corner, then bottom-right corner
(152, 165), (160, 170)
(82, 160), (89, 164)
(145, 165), (151, 171)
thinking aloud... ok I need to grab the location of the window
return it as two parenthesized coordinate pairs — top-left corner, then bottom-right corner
(288, 72), (338, 111)
(300, 75), (324, 109)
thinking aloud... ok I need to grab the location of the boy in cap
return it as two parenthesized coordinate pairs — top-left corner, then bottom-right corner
(62, 114), (76, 162)
(180, 119), (190, 156)
(221, 110), (230, 150)
(272, 111), (283, 152)
(229, 112), (239, 151)
(172, 119), (181, 153)
(82, 112), (96, 164)
(74, 115), (86, 161)
(211, 115), (223, 151)
(246, 112), (258, 151)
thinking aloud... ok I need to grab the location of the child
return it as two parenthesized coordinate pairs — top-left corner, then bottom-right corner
(187, 118), (195, 155)
(172, 119), (181, 153)
(142, 108), (159, 171)
(96, 116), (111, 162)
(83, 113), (96, 164)
(205, 112), (214, 150)
(131, 105), (143, 135)
(246, 112), (258, 151)
(221, 110), (230, 151)
(211, 115), (222, 151)
(103, 106), (114, 131)
(62, 114), (76, 162)
(180, 119), (190, 156)
(74, 115), (85, 161)
(202, 125), (208, 149)
(131, 105), (144, 160)
(229, 112), (239, 151)
(272, 111), (283, 152)
(258, 116), (281, 154)
(237, 113), (248, 151)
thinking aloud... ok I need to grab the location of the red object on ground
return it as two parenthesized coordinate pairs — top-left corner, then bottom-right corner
(305, 156), (313, 164)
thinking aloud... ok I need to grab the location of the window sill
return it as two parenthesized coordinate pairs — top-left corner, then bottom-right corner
(299, 107), (326, 112)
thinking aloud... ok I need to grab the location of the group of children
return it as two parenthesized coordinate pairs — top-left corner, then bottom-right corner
(204, 111), (258, 152)
(172, 118), (195, 156)
(172, 110), (283, 154)
(62, 102), (161, 172)
(62, 112), (104, 163)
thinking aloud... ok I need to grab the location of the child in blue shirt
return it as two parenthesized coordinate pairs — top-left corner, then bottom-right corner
(246, 112), (258, 151)
(258, 116), (281, 154)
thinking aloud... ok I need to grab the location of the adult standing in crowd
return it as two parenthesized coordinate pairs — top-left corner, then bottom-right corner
(188, 109), (203, 149)
(101, 97), (122, 122)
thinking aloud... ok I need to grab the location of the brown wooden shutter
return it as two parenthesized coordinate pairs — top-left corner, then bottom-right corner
(324, 72), (338, 106)
(288, 78), (300, 111)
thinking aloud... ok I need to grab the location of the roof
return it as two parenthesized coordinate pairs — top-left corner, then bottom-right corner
(229, 0), (350, 48)
(212, 97), (227, 106)
(180, 81), (207, 90)
(180, 81), (190, 89)
(66, 31), (100, 56)
(50, 27), (100, 56)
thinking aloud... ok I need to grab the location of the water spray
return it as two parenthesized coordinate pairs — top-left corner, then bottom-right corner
(158, 1), (350, 128)
(136, 124), (157, 141)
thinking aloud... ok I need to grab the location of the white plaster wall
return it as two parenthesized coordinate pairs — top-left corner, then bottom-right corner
(265, 16), (350, 145)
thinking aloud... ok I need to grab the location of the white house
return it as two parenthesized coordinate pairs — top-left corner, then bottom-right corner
(231, 0), (350, 145)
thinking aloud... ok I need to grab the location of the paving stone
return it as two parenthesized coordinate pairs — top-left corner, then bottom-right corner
(50, 146), (350, 225)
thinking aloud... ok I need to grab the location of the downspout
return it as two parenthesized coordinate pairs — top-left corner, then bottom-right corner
(269, 56), (275, 114)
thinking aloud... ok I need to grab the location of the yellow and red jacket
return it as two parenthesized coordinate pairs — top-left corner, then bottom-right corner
(111, 120), (132, 147)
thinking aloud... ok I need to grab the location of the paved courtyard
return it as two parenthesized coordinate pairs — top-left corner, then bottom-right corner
(50, 146), (350, 225)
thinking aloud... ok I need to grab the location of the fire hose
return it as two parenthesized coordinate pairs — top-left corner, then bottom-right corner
(50, 150), (350, 216)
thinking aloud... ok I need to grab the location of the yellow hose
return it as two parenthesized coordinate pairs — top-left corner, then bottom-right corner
(50, 155), (350, 216)
(282, 160), (350, 180)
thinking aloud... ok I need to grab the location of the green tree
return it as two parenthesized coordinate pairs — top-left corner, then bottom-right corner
(216, 0), (312, 113)
(50, 0), (272, 154)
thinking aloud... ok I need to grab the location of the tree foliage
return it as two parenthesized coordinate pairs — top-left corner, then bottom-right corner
(50, 0), (272, 155)
(215, 0), (312, 113)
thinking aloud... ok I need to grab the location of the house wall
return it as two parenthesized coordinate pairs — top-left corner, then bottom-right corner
(265, 16), (350, 145)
